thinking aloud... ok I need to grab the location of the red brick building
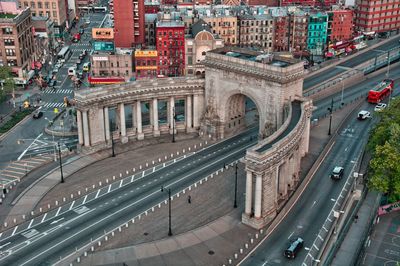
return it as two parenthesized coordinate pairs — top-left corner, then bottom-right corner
(156, 21), (185, 77)
(274, 13), (308, 53)
(244, 0), (277, 5)
(134, 50), (158, 79)
(328, 9), (353, 43)
(144, 2), (160, 13)
(114, 0), (145, 48)
(355, 0), (400, 32)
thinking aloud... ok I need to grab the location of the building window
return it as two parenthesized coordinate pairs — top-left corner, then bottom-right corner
(30, 2), (35, 8)
(4, 39), (15, 46)
(38, 2), (42, 8)
(45, 2), (49, 8)
(188, 56), (193, 65)
(2, 28), (13, 34)
(24, 1), (28, 7)
(52, 11), (57, 18)
(52, 2), (56, 9)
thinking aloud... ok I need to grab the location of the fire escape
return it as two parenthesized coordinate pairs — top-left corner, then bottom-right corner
(168, 40), (181, 77)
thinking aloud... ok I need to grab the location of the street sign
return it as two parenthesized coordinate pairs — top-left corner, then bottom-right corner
(93, 41), (114, 51)
(54, 108), (59, 113)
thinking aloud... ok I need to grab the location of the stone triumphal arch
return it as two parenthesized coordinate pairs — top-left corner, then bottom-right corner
(75, 47), (312, 229)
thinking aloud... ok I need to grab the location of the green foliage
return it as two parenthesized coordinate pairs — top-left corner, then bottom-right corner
(0, 109), (32, 133)
(0, 66), (15, 102)
(368, 98), (400, 203)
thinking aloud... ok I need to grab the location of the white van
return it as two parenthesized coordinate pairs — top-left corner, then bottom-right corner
(68, 66), (76, 76)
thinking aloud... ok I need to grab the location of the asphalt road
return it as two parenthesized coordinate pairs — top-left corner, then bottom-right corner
(303, 35), (400, 89)
(241, 68), (400, 266)
(0, 128), (259, 265)
(0, 12), (104, 168)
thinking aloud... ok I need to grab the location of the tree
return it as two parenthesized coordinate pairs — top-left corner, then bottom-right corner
(0, 66), (15, 101)
(368, 98), (400, 203)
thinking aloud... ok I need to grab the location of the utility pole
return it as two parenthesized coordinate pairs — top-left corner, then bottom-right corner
(234, 162), (238, 208)
(328, 98), (334, 136)
(57, 142), (64, 183)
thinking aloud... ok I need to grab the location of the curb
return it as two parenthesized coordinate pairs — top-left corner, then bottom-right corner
(0, 114), (31, 141)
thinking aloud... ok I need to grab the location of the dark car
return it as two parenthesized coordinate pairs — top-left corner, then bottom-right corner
(284, 237), (304, 259)
(79, 28), (84, 34)
(32, 110), (43, 119)
(331, 166), (344, 180)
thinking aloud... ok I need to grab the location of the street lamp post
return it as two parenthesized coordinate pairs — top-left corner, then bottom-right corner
(234, 162), (238, 208)
(168, 188), (172, 236)
(172, 107), (176, 143)
(340, 78), (344, 105)
(386, 54), (391, 78)
(327, 98), (334, 136)
(57, 142), (64, 183)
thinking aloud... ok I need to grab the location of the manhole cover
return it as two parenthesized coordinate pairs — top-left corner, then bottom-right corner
(208, 250), (215, 255)
(144, 232), (148, 236)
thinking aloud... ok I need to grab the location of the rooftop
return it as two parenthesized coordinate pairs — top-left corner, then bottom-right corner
(211, 47), (298, 68)
(0, 13), (17, 19)
(156, 20), (184, 28)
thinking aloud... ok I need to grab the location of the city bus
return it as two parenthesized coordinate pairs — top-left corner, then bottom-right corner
(57, 46), (71, 62)
(368, 79), (394, 103)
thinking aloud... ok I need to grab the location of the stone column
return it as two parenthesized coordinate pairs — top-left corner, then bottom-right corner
(193, 94), (200, 128)
(136, 101), (144, 140)
(119, 103), (127, 143)
(169, 96), (175, 134)
(278, 162), (288, 198)
(132, 104), (136, 133)
(245, 170), (253, 215)
(153, 98), (160, 137)
(254, 173), (263, 219)
(77, 110), (83, 145)
(82, 110), (90, 147)
(186, 95), (192, 132)
(104, 107), (110, 141)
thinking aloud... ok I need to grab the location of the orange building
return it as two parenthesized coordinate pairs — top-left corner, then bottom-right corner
(134, 50), (158, 79)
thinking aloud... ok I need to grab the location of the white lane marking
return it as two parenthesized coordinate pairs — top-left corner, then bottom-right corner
(82, 195), (88, 204)
(41, 213), (47, 223)
(313, 244), (319, 251)
(55, 207), (62, 217)
(331, 198), (336, 201)
(119, 180), (123, 187)
(304, 247), (310, 250)
(322, 226), (328, 232)
(327, 217), (332, 222)
(312, 201), (316, 207)
(318, 235), (324, 241)
(50, 218), (65, 225)
(69, 201), (75, 211)
(288, 231), (294, 239)
(27, 219), (34, 229)
(95, 189), (101, 199)
(18, 133), (43, 160)
(107, 184), (112, 193)
(11, 226), (18, 236)
(0, 242), (11, 249)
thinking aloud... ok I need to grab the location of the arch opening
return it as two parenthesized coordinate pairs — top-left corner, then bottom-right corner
(224, 94), (259, 137)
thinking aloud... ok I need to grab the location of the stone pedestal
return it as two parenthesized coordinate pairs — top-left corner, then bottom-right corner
(137, 133), (144, 140)
(121, 136), (128, 144)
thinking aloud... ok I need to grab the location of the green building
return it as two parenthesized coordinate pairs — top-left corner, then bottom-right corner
(307, 13), (328, 61)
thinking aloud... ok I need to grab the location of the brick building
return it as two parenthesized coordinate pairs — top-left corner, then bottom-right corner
(272, 11), (308, 53)
(355, 0), (400, 33)
(19, 0), (67, 37)
(156, 20), (185, 77)
(145, 14), (157, 47)
(134, 49), (158, 79)
(0, 4), (35, 80)
(113, 0), (145, 48)
(328, 9), (353, 43)
(280, 0), (338, 7)
(203, 15), (238, 45)
(90, 48), (133, 79)
(238, 14), (274, 51)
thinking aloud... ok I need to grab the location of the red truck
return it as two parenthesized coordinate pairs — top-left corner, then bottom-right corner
(72, 33), (81, 42)
(368, 79), (394, 104)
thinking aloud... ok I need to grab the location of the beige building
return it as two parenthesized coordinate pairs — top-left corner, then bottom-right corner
(185, 19), (224, 77)
(238, 14), (275, 51)
(203, 16), (238, 45)
(90, 48), (134, 79)
(19, 0), (67, 36)
(0, 5), (35, 81)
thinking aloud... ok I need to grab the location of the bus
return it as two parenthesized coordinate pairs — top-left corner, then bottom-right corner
(57, 46), (71, 62)
(368, 79), (394, 103)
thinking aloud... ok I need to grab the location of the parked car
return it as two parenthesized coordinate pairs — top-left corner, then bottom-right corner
(79, 28), (84, 34)
(374, 103), (387, 112)
(284, 237), (304, 259)
(330, 166), (344, 180)
(77, 70), (84, 79)
(32, 109), (43, 119)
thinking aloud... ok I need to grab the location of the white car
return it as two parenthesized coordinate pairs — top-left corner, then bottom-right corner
(374, 103), (387, 112)
(358, 110), (371, 120)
